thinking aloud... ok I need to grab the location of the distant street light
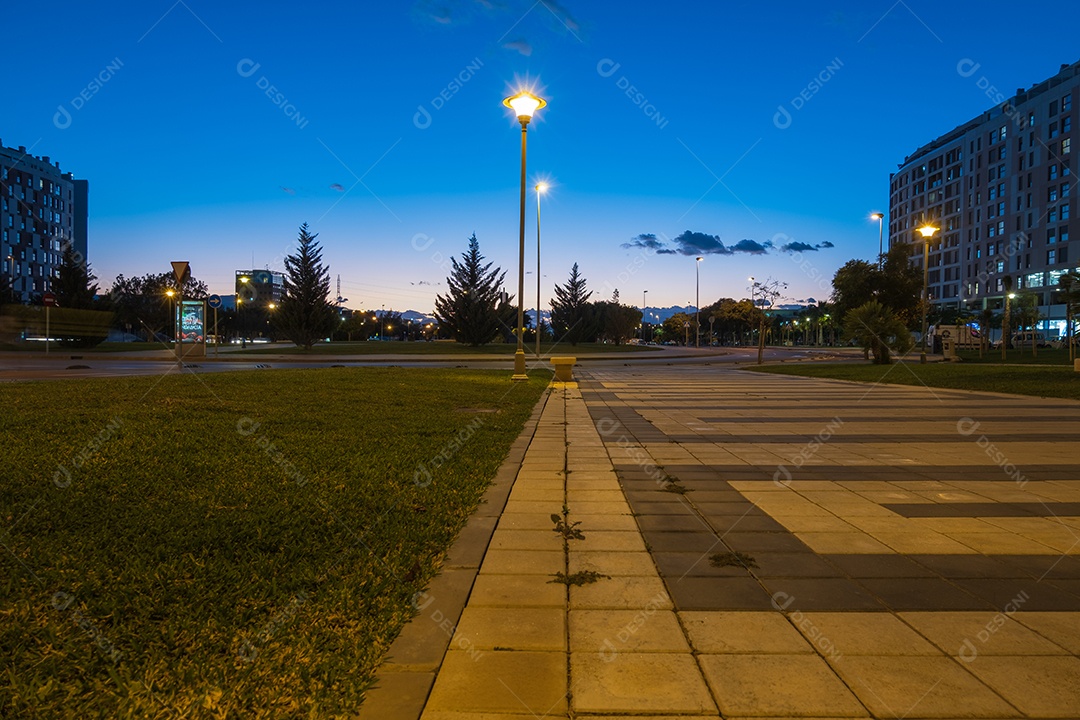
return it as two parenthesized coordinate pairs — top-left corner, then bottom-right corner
(504, 89), (547, 381)
(165, 288), (176, 343)
(642, 289), (648, 342)
(871, 212), (885, 267)
(695, 256), (703, 348)
(917, 224), (939, 363)
(1002, 291), (1017, 361)
(535, 181), (548, 358)
(238, 275), (250, 348)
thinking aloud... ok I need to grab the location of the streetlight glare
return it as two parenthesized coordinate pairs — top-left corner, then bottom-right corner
(870, 212), (884, 220)
(917, 225), (939, 238)
(535, 182), (549, 193)
(503, 91), (546, 121)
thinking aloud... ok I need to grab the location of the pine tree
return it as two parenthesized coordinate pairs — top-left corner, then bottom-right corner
(54, 246), (99, 309)
(434, 234), (509, 346)
(277, 223), (337, 350)
(549, 263), (594, 345)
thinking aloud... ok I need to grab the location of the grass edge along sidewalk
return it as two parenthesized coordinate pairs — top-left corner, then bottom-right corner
(0, 367), (549, 718)
(748, 361), (1080, 401)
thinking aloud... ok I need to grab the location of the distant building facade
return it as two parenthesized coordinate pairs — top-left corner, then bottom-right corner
(0, 140), (88, 302)
(235, 269), (285, 308)
(890, 60), (1079, 335)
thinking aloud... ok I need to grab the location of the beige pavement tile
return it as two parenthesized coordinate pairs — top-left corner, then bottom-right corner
(489, 530), (564, 551)
(869, 531), (976, 554)
(573, 513), (639, 531)
(773, 515), (860, 533)
(794, 531), (895, 554)
(826, 655), (1017, 718)
(680, 611), (814, 654)
(570, 551), (657, 577)
(912, 518), (1001, 533)
(960, 656), (1080, 718)
(467, 574), (566, 607)
(452, 607), (566, 651)
(944, 531), (1063, 554)
(1013, 531), (1080, 553)
(901, 611), (1071, 656)
(577, 530), (647, 552)
(423, 650), (566, 715)
(479, 549), (565, 575)
(496, 513), (563, 530)
(796, 613), (942, 655)
(566, 489), (626, 503)
(567, 500), (633, 515)
(698, 654), (867, 718)
(571, 652), (717, 715)
(842, 516), (915, 533)
(1012, 612), (1080, 652)
(570, 609), (689, 654)
(570, 576), (671, 610)
(501, 500), (563, 515)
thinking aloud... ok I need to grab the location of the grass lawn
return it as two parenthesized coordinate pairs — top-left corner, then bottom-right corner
(749, 361), (1080, 401)
(234, 340), (659, 355)
(0, 368), (549, 718)
(953, 346), (1078, 365)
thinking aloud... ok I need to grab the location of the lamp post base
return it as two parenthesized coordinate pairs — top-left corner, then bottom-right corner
(512, 349), (528, 381)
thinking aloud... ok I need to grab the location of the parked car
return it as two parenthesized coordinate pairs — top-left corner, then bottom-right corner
(991, 331), (1052, 349)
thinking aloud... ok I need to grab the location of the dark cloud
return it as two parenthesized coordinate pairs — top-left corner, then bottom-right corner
(780, 239), (835, 253)
(731, 239), (771, 255)
(539, 0), (580, 33)
(280, 186), (296, 195)
(624, 231), (775, 256)
(329, 183), (345, 192)
(621, 233), (666, 251)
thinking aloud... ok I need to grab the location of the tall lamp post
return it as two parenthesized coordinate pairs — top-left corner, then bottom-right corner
(871, 212), (885, 267)
(916, 224), (938, 363)
(165, 289), (176, 343)
(695, 256), (703, 347)
(238, 275), (250, 348)
(1002, 291), (1016, 361)
(642, 289), (648, 342)
(503, 89), (547, 381)
(535, 182), (548, 358)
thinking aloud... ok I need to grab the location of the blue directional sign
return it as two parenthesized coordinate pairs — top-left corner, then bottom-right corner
(207, 294), (222, 309)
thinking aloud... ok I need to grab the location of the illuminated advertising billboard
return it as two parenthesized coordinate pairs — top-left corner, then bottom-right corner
(179, 301), (205, 343)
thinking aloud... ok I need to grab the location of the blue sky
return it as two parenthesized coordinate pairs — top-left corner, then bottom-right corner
(5, 1), (1080, 312)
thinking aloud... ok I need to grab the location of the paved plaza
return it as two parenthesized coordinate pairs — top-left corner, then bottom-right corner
(362, 364), (1080, 719)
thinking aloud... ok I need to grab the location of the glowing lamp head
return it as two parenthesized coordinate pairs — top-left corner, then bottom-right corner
(165, 289), (175, 298)
(240, 276), (250, 284)
(535, 182), (549, 193)
(870, 212), (884, 221)
(917, 225), (939, 239)
(503, 91), (546, 123)
(696, 256), (703, 262)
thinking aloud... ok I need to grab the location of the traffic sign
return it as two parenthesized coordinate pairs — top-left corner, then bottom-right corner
(207, 294), (222, 309)
(42, 292), (57, 307)
(171, 261), (190, 285)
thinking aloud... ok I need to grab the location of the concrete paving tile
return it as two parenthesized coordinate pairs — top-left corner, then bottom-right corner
(909, 553), (1032, 579)
(496, 513), (564, 530)
(479, 549), (565, 575)
(826, 655), (1018, 718)
(698, 654), (867, 718)
(569, 575), (672, 610)
(424, 650), (566, 715)
(791, 532), (895, 555)
(566, 489), (627, 503)
(573, 513), (639, 531)
(753, 552), (845, 578)
(571, 652), (717, 715)
(452, 607), (566, 651)
(900, 611), (1070, 656)
(577, 530), (647, 552)
(963, 656), (1080, 718)
(824, 554), (936, 578)
(467, 573), (566, 607)
(773, 515), (860, 533)
(489, 529), (564, 551)
(569, 609), (689, 654)
(869, 531), (976, 554)
(1011, 611), (1080, 652)
(795, 612), (943, 655)
(944, 531), (1063, 554)
(763, 578), (885, 611)
(859, 578), (989, 611)
(720, 532), (812, 553)
(954, 578), (1080, 611)
(641, 531), (719, 553)
(501, 500), (564, 515)
(357, 671), (433, 720)
(570, 550), (658, 577)
(679, 611), (814, 653)
(666, 576), (775, 610)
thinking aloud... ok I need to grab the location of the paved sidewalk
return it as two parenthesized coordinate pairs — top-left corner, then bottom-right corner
(365, 364), (1080, 719)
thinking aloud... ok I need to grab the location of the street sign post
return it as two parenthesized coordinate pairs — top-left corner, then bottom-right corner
(207, 294), (221, 358)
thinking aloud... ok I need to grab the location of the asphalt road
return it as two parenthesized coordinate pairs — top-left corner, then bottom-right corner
(0, 345), (855, 382)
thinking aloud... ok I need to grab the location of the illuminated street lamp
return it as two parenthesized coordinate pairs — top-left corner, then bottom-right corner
(916, 224), (938, 363)
(165, 288), (176, 343)
(238, 275), (251, 348)
(535, 181), (548, 358)
(1002, 291), (1017, 361)
(870, 212), (885, 267)
(503, 89), (547, 381)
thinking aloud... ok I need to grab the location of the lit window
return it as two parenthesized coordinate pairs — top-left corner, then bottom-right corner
(1050, 188), (1059, 202)
(1064, 138), (1072, 154)
(1065, 94), (1073, 112)
(1048, 249), (1057, 264)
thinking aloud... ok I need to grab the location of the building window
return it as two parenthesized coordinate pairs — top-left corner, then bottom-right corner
(1065, 117), (1073, 133)
(1065, 93), (1074, 112)
(1048, 229), (1057, 243)
(1050, 164), (1059, 180)
(1064, 182), (1072, 197)
(1062, 228), (1070, 242)
(1065, 138), (1072, 154)
(1048, 249), (1057, 265)
(1050, 122), (1060, 139)
(1063, 204), (1071, 219)
(1050, 188), (1059, 202)
(1049, 208), (1058, 222)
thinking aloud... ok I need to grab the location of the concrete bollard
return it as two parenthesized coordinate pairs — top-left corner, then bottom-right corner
(551, 357), (576, 382)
